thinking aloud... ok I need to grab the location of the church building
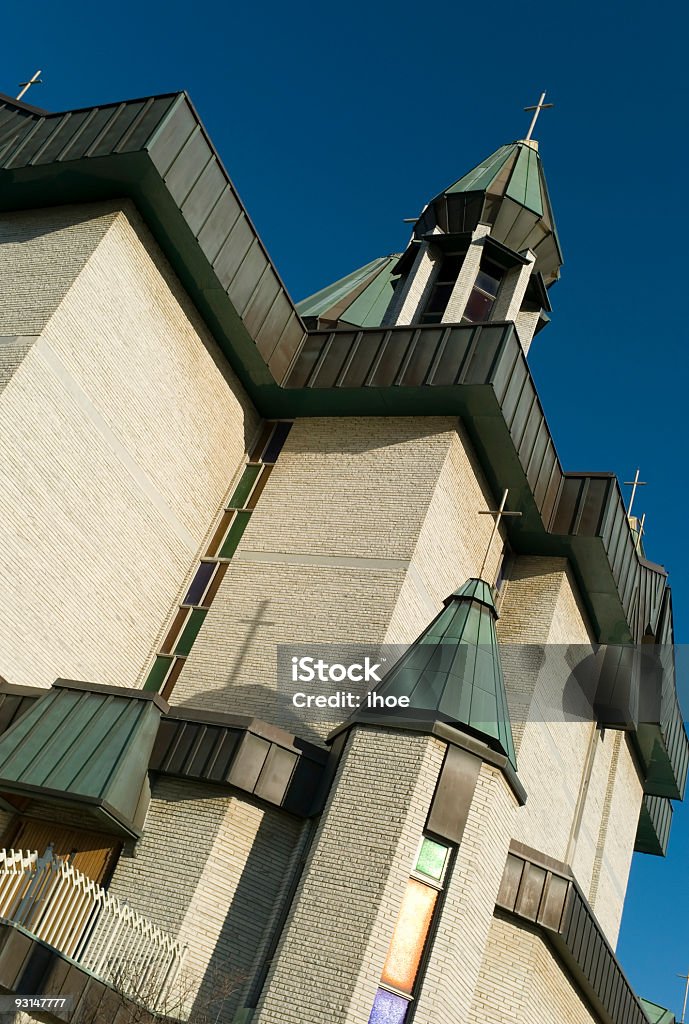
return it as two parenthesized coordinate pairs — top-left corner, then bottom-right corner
(0, 86), (684, 1024)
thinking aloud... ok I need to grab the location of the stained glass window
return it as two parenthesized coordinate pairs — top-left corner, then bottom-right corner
(183, 561), (216, 606)
(218, 511), (251, 558)
(143, 655), (172, 692)
(262, 421), (292, 463)
(367, 834), (452, 1023)
(174, 609), (208, 657)
(228, 464), (261, 508)
(145, 421), (291, 699)
(368, 988), (409, 1024)
(160, 607), (190, 654)
(380, 879), (437, 993)
(415, 837), (449, 882)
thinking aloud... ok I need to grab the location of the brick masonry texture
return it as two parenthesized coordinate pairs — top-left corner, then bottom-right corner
(0, 205), (115, 335)
(384, 241), (434, 325)
(467, 911), (600, 1024)
(253, 728), (446, 1024)
(0, 201), (257, 689)
(106, 778), (303, 1021)
(172, 416), (505, 736)
(443, 225), (490, 323)
(497, 555), (644, 947)
(413, 764), (519, 1024)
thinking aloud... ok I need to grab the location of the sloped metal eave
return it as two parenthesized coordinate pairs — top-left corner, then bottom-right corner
(0, 782), (146, 840)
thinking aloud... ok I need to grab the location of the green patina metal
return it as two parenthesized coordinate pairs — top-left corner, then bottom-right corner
(505, 144), (543, 215)
(445, 143), (518, 194)
(349, 577), (517, 770)
(635, 795), (673, 857)
(639, 997), (676, 1024)
(338, 258), (401, 327)
(296, 257), (394, 319)
(0, 681), (165, 837)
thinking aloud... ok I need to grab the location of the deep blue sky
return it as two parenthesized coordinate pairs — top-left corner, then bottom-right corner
(5, 0), (688, 1014)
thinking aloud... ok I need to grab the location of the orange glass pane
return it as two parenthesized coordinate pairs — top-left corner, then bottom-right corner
(381, 879), (437, 994)
(205, 510), (233, 558)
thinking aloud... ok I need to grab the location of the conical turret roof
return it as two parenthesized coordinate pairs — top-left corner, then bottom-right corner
(415, 139), (562, 286)
(360, 578), (517, 768)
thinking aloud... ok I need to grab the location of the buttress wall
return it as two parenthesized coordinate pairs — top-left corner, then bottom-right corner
(171, 416), (505, 735)
(0, 201), (258, 690)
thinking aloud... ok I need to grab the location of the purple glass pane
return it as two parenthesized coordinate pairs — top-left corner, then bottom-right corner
(368, 988), (409, 1024)
(184, 561), (216, 606)
(261, 422), (292, 463)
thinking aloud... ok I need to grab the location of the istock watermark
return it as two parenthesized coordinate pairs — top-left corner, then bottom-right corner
(276, 642), (689, 730)
(289, 654), (409, 709)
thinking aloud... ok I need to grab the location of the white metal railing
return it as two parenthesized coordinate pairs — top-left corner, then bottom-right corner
(0, 846), (187, 1009)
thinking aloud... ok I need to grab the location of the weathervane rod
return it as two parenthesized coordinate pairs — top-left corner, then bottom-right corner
(524, 90), (554, 141)
(16, 70), (42, 102)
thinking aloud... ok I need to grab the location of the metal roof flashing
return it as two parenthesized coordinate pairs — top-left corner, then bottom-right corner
(0, 681), (164, 839)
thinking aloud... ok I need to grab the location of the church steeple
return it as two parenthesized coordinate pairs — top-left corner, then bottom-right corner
(297, 132), (562, 354)
(414, 138), (562, 286)
(346, 578), (517, 770)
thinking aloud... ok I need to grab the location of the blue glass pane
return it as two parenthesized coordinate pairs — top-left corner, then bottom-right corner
(262, 421), (292, 463)
(368, 988), (409, 1024)
(184, 561), (216, 606)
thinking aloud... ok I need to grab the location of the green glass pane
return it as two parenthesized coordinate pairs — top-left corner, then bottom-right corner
(228, 465), (261, 509)
(415, 837), (449, 881)
(143, 655), (173, 692)
(174, 609), (208, 657)
(219, 511), (251, 558)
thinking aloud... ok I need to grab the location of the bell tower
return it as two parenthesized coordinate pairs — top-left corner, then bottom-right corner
(382, 137), (562, 353)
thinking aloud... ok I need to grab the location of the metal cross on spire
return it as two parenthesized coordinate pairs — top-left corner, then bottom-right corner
(478, 489), (522, 579)
(634, 512), (646, 554)
(624, 468), (647, 519)
(16, 70), (42, 102)
(524, 91), (554, 141)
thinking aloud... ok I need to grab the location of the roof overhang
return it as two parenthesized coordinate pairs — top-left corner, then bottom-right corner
(0, 680), (167, 839)
(0, 91), (306, 405)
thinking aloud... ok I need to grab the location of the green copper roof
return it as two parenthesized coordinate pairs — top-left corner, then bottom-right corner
(424, 139), (562, 284)
(446, 143), (518, 196)
(0, 681), (165, 837)
(445, 140), (545, 216)
(296, 255), (400, 327)
(368, 578), (517, 769)
(640, 997), (676, 1024)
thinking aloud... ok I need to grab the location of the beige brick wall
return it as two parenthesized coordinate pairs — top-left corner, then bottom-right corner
(0, 335), (37, 394)
(0, 205), (116, 335)
(515, 309), (542, 354)
(172, 416), (505, 736)
(0, 202), (257, 689)
(414, 764), (519, 1024)
(589, 734), (643, 948)
(385, 419), (505, 641)
(468, 911), (600, 1024)
(107, 778), (303, 1021)
(443, 225), (490, 323)
(253, 727), (445, 1024)
(491, 251), (535, 326)
(384, 241), (435, 325)
(497, 555), (644, 949)
(497, 557), (595, 864)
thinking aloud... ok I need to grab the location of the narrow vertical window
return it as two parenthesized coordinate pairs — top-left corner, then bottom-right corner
(462, 260), (503, 323)
(368, 836), (451, 1023)
(419, 255), (464, 325)
(142, 421), (292, 695)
